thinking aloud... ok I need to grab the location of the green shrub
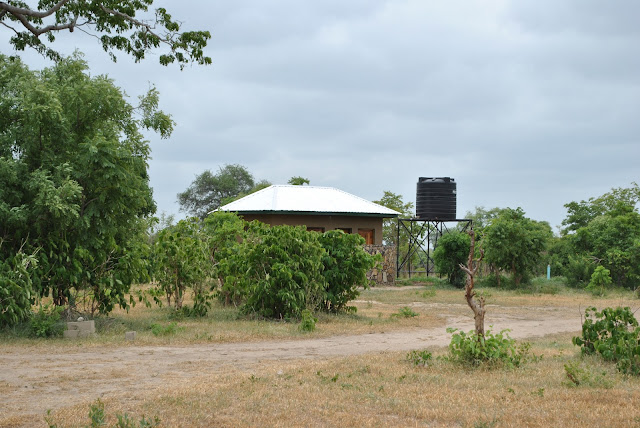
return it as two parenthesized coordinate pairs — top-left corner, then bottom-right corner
(433, 231), (471, 288)
(0, 251), (36, 328)
(406, 349), (432, 366)
(30, 304), (65, 338)
(392, 306), (419, 318)
(299, 309), (317, 332)
(446, 327), (533, 368)
(150, 322), (179, 336)
(572, 306), (640, 375)
(237, 223), (326, 319)
(318, 230), (377, 313)
(586, 265), (612, 296)
(563, 360), (614, 388)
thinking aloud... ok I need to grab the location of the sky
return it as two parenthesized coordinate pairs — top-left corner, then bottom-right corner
(3, 0), (639, 232)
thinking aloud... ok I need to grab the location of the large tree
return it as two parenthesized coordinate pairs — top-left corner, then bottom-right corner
(178, 164), (268, 219)
(0, 0), (211, 68)
(482, 207), (552, 286)
(0, 53), (171, 320)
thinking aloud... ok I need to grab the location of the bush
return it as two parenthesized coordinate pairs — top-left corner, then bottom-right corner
(318, 230), (377, 313)
(30, 304), (65, 338)
(586, 265), (612, 296)
(433, 231), (471, 288)
(299, 309), (317, 332)
(446, 327), (533, 368)
(572, 306), (640, 375)
(236, 223), (326, 319)
(392, 306), (419, 318)
(0, 251), (36, 328)
(406, 349), (432, 366)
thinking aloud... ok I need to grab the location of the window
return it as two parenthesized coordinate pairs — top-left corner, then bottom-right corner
(307, 227), (325, 233)
(336, 228), (352, 234)
(358, 229), (374, 245)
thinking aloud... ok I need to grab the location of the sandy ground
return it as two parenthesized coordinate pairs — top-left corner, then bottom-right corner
(0, 302), (582, 426)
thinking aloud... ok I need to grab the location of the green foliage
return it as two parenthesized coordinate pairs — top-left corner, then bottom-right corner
(559, 184), (640, 289)
(563, 360), (614, 388)
(153, 218), (212, 313)
(0, 54), (168, 318)
(392, 306), (419, 318)
(233, 223), (326, 319)
(299, 309), (317, 332)
(374, 191), (414, 246)
(318, 230), (376, 313)
(47, 398), (160, 428)
(288, 176), (310, 185)
(572, 307), (640, 375)
(433, 231), (471, 288)
(446, 327), (533, 368)
(29, 304), (64, 338)
(406, 349), (432, 366)
(204, 212), (248, 307)
(561, 182), (640, 235)
(586, 265), (612, 296)
(1, 2), (211, 68)
(150, 322), (179, 337)
(0, 247), (37, 327)
(177, 164), (259, 219)
(483, 208), (552, 286)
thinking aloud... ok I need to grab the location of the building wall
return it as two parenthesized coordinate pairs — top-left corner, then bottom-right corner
(364, 245), (396, 286)
(239, 213), (385, 245)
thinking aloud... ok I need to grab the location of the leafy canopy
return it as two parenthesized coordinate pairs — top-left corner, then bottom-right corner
(0, 53), (170, 319)
(483, 207), (552, 286)
(177, 164), (266, 219)
(0, 0), (211, 68)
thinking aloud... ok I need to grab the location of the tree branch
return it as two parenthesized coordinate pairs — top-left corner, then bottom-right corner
(0, 0), (70, 19)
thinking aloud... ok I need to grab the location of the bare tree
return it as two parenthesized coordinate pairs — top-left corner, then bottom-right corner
(459, 228), (486, 336)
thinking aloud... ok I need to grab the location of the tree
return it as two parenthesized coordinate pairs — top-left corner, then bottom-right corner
(153, 217), (212, 314)
(288, 176), (310, 185)
(463, 206), (503, 234)
(374, 191), (414, 246)
(459, 228), (485, 336)
(433, 230), (471, 288)
(0, 53), (170, 318)
(561, 183), (640, 235)
(483, 208), (552, 286)
(0, 0), (211, 68)
(177, 164), (256, 219)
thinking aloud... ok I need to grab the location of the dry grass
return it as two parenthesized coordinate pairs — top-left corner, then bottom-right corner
(43, 332), (640, 427)
(6, 281), (640, 427)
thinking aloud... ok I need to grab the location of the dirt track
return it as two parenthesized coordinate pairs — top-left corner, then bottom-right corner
(0, 303), (582, 425)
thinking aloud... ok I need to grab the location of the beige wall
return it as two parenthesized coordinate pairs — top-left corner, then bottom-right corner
(239, 214), (385, 245)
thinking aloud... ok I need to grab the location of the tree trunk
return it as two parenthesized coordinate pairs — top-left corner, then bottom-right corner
(459, 229), (485, 337)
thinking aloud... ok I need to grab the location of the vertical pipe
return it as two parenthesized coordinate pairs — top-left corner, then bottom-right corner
(547, 264), (551, 280)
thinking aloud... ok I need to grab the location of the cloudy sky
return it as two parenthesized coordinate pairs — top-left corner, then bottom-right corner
(5, 0), (639, 232)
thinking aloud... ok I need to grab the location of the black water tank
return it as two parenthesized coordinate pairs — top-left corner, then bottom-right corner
(416, 177), (457, 220)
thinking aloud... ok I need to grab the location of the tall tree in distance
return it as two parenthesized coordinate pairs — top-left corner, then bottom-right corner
(374, 191), (413, 246)
(178, 164), (257, 219)
(0, 0), (211, 68)
(288, 176), (310, 185)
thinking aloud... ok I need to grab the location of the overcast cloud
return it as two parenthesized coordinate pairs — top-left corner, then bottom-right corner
(4, 0), (639, 231)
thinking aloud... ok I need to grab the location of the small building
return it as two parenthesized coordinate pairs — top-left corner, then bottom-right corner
(218, 185), (399, 245)
(218, 185), (400, 284)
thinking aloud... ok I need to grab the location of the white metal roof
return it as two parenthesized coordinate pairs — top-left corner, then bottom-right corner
(218, 185), (400, 217)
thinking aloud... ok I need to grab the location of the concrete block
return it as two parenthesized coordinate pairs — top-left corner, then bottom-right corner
(67, 320), (95, 333)
(63, 329), (79, 339)
(125, 331), (137, 341)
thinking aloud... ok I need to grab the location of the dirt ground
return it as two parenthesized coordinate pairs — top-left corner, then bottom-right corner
(0, 301), (582, 426)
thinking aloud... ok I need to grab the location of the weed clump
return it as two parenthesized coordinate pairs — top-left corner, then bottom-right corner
(445, 327), (535, 368)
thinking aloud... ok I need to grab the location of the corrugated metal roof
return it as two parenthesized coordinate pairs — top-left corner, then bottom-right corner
(217, 185), (400, 217)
